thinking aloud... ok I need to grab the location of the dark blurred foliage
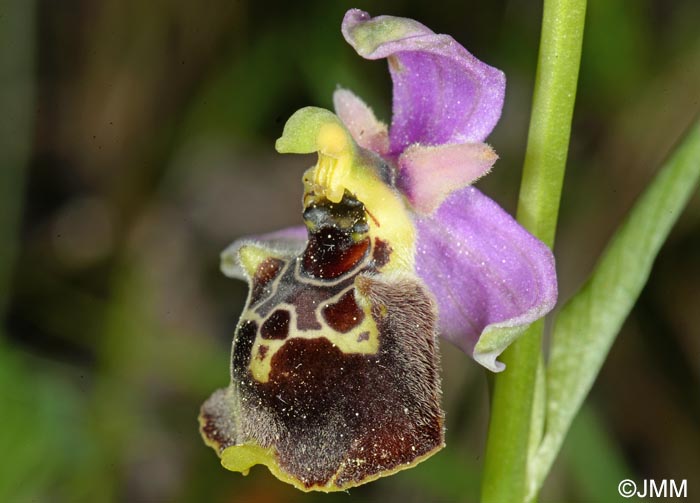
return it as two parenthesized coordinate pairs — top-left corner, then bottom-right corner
(1, 0), (699, 501)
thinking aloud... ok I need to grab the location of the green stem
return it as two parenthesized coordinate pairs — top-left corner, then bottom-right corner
(480, 0), (587, 502)
(530, 118), (700, 497)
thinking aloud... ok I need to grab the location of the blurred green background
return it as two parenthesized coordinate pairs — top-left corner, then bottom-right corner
(2, 0), (699, 501)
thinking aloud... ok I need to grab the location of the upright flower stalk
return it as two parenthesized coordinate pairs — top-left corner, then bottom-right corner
(481, 0), (588, 501)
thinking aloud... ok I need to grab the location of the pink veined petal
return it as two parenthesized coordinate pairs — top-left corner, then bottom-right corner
(397, 142), (497, 214)
(220, 226), (307, 280)
(342, 9), (506, 155)
(333, 88), (390, 155)
(414, 187), (557, 372)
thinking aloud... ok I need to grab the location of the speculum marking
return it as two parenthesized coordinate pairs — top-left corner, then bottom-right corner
(261, 309), (291, 340)
(322, 289), (365, 333)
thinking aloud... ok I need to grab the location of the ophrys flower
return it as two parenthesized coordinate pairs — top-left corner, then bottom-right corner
(200, 9), (557, 492)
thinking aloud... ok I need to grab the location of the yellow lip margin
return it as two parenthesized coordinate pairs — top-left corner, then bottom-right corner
(218, 440), (445, 492)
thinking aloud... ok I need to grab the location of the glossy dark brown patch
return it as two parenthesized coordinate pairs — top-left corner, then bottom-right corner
(256, 345), (269, 361)
(300, 193), (370, 280)
(302, 229), (369, 279)
(372, 238), (392, 268)
(232, 320), (257, 375)
(261, 310), (290, 340)
(322, 289), (364, 333)
(251, 258), (284, 304)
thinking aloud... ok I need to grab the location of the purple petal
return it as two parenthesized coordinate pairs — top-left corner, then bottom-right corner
(414, 187), (557, 371)
(397, 142), (497, 214)
(221, 226), (307, 280)
(333, 88), (390, 155)
(342, 9), (505, 155)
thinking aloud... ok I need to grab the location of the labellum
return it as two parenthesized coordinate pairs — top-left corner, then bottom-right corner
(200, 111), (444, 491)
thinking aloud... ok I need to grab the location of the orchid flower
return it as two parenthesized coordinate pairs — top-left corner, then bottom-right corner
(200, 9), (557, 492)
